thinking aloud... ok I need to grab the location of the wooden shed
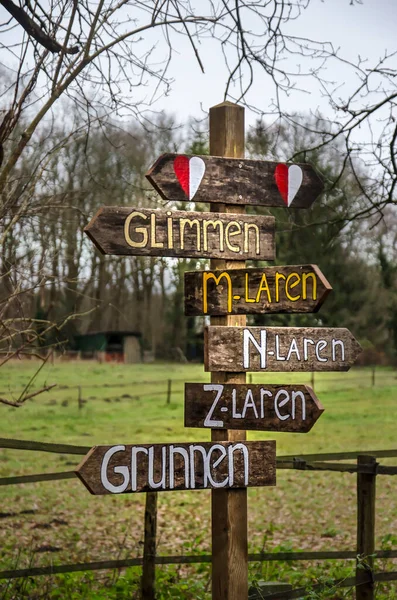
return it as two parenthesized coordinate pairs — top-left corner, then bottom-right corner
(74, 331), (142, 364)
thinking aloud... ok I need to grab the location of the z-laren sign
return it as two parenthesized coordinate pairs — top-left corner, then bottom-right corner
(204, 327), (362, 372)
(75, 441), (276, 495)
(184, 383), (323, 432)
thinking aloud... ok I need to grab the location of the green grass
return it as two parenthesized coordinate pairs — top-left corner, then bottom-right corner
(1, 361), (397, 598)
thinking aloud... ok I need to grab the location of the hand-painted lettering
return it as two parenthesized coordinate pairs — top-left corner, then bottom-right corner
(98, 442), (252, 492)
(245, 272), (256, 303)
(203, 272), (232, 314)
(225, 221), (241, 252)
(243, 329), (267, 369)
(285, 272), (300, 301)
(244, 222), (260, 254)
(101, 445), (130, 493)
(203, 384), (225, 427)
(124, 211), (148, 248)
(124, 211), (270, 257)
(255, 273), (272, 303)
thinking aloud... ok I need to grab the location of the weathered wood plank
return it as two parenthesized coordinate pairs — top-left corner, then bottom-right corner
(75, 441), (276, 495)
(204, 326), (362, 372)
(85, 207), (275, 260)
(208, 101), (248, 600)
(184, 265), (332, 316)
(184, 383), (323, 432)
(146, 154), (324, 208)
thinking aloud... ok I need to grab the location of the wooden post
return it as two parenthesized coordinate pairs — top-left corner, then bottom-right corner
(209, 101), (248, 600)
(356, 455), (377, 600)
(141, 491), (158, 600)
(78, 386), (83, 410)
(166, 379), (171, 405)
(371, 367), (375, 387)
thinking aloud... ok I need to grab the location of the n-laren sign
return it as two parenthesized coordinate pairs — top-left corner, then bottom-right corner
(75, 441), (276, 495)
(204, 326), (362, 372)
(185, 383), (323, 433)
(184, 265), (331, 316)
(85, 207), (275, 261)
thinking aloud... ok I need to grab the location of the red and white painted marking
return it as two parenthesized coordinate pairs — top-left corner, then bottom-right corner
(274, 164), (303, 206)
(174, 156), (206, 200)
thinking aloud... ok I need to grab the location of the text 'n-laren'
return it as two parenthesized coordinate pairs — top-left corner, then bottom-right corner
(204, 326), (362, 372)
(243, 329), (345, 369)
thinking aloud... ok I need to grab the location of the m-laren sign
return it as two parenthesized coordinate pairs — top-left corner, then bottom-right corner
(184, 265), (331, 316)
(75, 441), (276, 495)
(85, 207), (275, 261)
(146, 154), (324, 208)
(184, 383), (323, 433)
(204, 326), (362, 372)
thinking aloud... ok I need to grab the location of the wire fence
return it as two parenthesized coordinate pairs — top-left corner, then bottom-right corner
(0, 368), (397, 409)
(2, 366), (396, 410)
(0, 438), (397, 599)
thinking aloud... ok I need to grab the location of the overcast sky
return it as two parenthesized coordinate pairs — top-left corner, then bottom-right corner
(151, 0), (397, 127)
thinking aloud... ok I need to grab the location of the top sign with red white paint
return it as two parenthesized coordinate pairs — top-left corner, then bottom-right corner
(146, 154), (324, 209)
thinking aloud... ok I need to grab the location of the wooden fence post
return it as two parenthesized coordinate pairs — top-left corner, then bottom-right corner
(166, 379), (171, 404)
(371, 367), (375, 387)
(78, 386), (83, 410)
(141, 491), (158, 600)
(209, 101), (248, 600)
(356, 455), (377, 600)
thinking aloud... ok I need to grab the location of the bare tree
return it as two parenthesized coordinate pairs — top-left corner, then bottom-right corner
(0, 0), (395, 404)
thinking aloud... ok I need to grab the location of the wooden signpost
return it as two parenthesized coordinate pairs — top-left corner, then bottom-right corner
(75, 441), (276, 495)
(184, 264), (331, 316)
(205, 326), (362, 373)
(146, 154), (324, 208)
(85, 206), (275, 261)
(207, 102), (249, 600)
(81, 100), (363, 600)
(184, 383), (323, 433)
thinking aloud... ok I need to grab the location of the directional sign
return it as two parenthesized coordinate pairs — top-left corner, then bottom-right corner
(75, 441), (276, 495)
(184, 265), (331, 316)
(146, 154), (324, 208)
(85, 207), (275, 261)
(185, 383), (323, 433)
(204, 326), (362, 372)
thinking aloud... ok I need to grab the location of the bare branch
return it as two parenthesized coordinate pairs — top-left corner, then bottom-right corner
(0, 0), (79, 54)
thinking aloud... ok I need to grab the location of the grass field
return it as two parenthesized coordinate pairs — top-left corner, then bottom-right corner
(1, 361), (397, 598)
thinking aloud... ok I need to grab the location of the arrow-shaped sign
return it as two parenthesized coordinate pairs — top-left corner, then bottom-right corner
(146, 154), (324, 208)
(184, 383), (323, 433)
(204, 326), (362, 372)
(75, 441), (276, 495)
(84, 207), (275, 261)
(184, 265), (332, 316)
